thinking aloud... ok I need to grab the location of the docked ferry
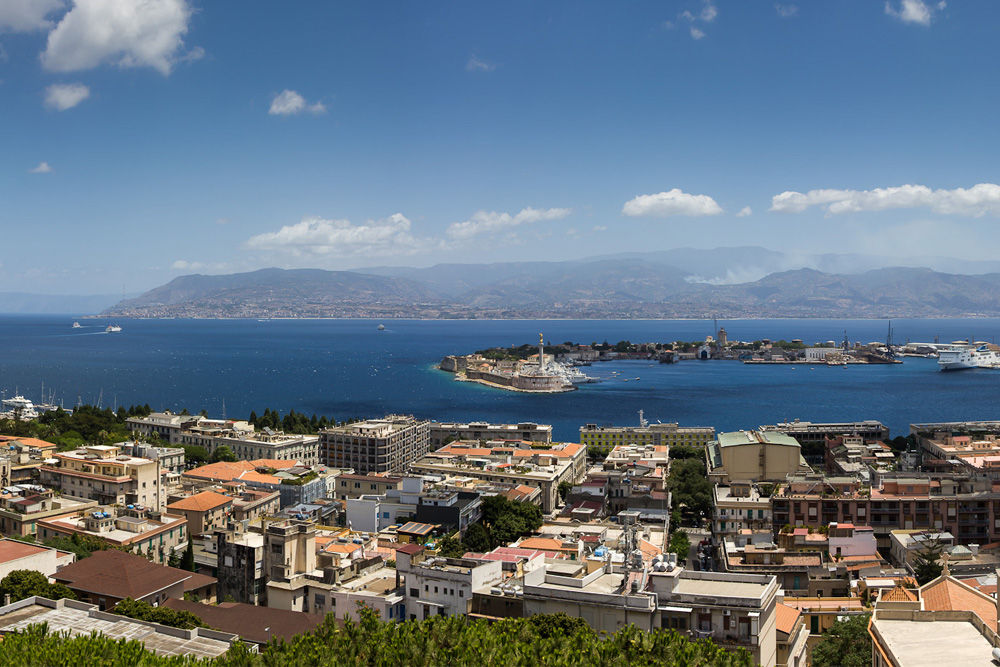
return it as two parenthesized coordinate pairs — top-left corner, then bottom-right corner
(938, 341), (1000, 371)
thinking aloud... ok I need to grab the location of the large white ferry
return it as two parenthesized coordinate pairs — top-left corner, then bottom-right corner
(938, 341), (1000, 371)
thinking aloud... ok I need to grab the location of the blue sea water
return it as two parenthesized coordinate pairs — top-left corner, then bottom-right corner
(2, 315), (1000, 442)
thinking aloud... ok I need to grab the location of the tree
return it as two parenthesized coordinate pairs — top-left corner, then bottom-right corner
(183, 445), (209, 465)
(913, 537), (945, 585)
(167, 547), (180, 569)
(667, 530), (691, 564)
(461, 523), (491, 553)
(436, 535), (466, 559)
(210, 445), (237, 463)
(180, 540), (196, 572)
(0, 570), (76, 603)
(811, 613), (872, 667)
(112, 598), (208, 630)
(558, 481), (573, 502)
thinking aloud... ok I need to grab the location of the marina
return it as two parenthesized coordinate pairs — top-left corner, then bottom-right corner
(2, 316), (1000, 441)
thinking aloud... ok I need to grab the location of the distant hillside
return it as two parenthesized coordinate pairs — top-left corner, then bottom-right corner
(99, 257), (1000, 319)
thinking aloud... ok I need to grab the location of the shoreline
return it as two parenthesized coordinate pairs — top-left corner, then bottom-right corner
(451, 373), (577, 394)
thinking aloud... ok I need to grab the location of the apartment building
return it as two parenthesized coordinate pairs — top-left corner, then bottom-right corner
(127, 412), (320, 465)
(38, 445), (164, 510)
(37, 506), (188, 565)
(713, 482), (773, 539)
(0, 486), (96, 538)
(408, 441), (587, 513)
(761, 419), (890, 447)
(771, 472), (1000, 548)
(580, 422), (715, 451)
(321, 415), (431, 474)
(429, 421), (552, 447)
(397, 546), (503, 620)
(166, 491), (234, 535)
(706, 431), (808, 484)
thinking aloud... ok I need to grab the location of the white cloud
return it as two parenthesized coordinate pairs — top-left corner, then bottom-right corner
(736, 206), (752, 217)
(446, 206), (571, 240)
(0, 0), (64, 32)
(775, 4), (799, 18)
(622, 189), (724, 218)
(41, 0), (200, 75)
(884, 0), (940, 25)
(770, 183), (1000, 217)
(592, 225), (608, 232)
(700, 2), (718, 22)
(29, 161), (53, 173)
(171, 259), (233, 273)
(245, 213), (427, 258)
(465, 55), (496, 73)
(268, 89), (326, 116)
(690, 27), (705, 39)
(44, 81), (89, 110)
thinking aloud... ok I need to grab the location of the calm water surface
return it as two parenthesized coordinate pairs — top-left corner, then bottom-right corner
(2, 316), (999, 441)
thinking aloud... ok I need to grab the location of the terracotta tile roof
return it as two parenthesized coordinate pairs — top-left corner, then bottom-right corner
(0, 436), (57, 450)
(775, 603), (801, 635)
(921, 576), (998, 627)
(53, 550), (215, 601)
(518, 537), (576, 552)
(394, 543), (424, 556)
(167, 491), (233, 513)
(249, 459), (300, 469)
(163, 599), (327, 643)
(0, 539), (51, 563)
(882, 586), (918, 602)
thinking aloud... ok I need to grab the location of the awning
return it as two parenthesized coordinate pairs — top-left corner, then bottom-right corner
(658, 605), (693, 613)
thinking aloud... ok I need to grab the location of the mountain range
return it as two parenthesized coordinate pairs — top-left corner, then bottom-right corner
(87, 247), (1000, 319)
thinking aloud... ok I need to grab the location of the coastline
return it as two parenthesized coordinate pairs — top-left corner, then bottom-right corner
(450, 371), (577, 394)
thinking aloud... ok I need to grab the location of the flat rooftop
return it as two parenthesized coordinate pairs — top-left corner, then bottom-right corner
(874, 618), (995, 667)
(0, 600), (234, 659)
(673, 577), (770, 600)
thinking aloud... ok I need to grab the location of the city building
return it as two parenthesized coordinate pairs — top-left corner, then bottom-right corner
(761, 419), (890, 446)
(0, 486), (97, 538)
(181, 459), (335, 508)
(408, 441), (587, 513)
(37, 506), (188, 565)
(0, 597), (241, 659)
(771, 472), (1000, 548)
(397, 546), (503, 620)
(166, 491), (234, 535)
(706, 431), (808, 484)
(52, 549), (217, 610)
(334, 474), (403, 500)
(579, 422), (715, 451)
(321, 415), (431, 474)
(38, 445), (165, 510)
(0, 538), (74, 579)
(713, 482), (773, 539)
(162, 598), (326, 647)
(429, 421), (552, 447)
(127, 412), (321, 466)
(214, 523), (266, 605)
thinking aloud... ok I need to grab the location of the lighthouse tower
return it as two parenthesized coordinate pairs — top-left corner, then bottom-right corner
(538, 333), (545, 373)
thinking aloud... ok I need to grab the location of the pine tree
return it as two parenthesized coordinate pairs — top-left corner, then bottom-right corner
(180, 540), (196, 572)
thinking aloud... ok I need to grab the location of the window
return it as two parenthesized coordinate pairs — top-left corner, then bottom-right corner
(459, 590), (464, 598)
(410, 588), (418, 597)
(434, 586), (438, 593)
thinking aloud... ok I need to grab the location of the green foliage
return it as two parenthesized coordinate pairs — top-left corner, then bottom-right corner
(436, 535), (466, 559)
(112, 598), (209, 630)
(183, 445), (210, 465)
(480, 495), (543, 548)
(0, 570), (76, 603)
(558, 480), (573, 501)
(668, 458), (712, 524)
(668, 445), (702, 460)
(0, 611), (755, 667)
(210, 446), (238, 463)
(180, 540), (196, 572)
(667, 530), (691, 563)
(811, 613), (872, 667)
(461, 523), (491, 553)
(913, 538), (944, 585)
(41, 533), (112, 560)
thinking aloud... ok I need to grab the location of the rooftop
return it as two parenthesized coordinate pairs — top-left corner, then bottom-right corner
(873, 616), (995, 667)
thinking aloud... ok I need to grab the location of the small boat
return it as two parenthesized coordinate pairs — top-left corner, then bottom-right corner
(106, 325), (122, 333)
(72, 322), (82, 329)
(377, 324), (385, 330)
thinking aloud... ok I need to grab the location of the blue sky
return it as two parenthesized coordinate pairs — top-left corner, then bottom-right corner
(3, 0), (1000, 294)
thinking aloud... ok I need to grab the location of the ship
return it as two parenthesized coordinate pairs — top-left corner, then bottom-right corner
(1, 395), (39, 420)
(72, 322), (82, 329)
(938, 341), (1000, 371)
(106, 325), (122, 333)
(377, 324), (385, 330)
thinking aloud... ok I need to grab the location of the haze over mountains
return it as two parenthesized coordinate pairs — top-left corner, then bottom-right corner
(3, 247), (997, 317)
(53, 247), (999, 320)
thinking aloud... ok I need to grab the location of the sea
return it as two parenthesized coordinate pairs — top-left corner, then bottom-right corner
(2, 315), (1000, 442)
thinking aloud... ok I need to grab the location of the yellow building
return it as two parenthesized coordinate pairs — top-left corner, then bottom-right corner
(579, 422), (715, 451)
(706, 431), (809, 484)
